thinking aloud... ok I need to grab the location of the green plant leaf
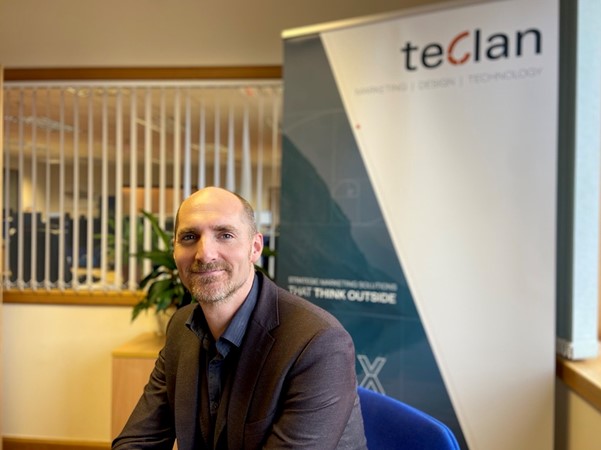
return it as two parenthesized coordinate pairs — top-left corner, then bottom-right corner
(147, 278), (176, 301)
(140, 209), (173, 250)
(261, 247), (277, 257)
(128, 210), (193, 320)
(131, 296), (152, 321)
(136, 250), (177, 270)
(139, 266), (170, 289)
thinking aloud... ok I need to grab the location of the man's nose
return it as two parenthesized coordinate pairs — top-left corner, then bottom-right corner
(194, 236), (217, 261)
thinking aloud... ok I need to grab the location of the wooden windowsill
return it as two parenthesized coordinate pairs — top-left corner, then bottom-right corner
(556, 344), (601, 412)
(2, 288), (143, 306)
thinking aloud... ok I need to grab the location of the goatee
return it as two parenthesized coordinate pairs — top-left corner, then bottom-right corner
(187, 261), (241, 305)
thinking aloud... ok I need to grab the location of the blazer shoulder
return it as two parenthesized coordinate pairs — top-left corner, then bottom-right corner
(258, 275), (348, 336)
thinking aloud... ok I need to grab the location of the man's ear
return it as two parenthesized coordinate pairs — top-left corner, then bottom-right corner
(251, 233), (264, 263)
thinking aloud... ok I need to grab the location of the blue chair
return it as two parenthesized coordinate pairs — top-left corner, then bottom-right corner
(357, 386), (460, 450)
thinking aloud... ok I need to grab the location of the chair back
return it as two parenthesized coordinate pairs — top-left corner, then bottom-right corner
(358, 386), (460, 450)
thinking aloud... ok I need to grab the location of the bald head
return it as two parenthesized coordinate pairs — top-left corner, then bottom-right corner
(174, 187), (258, 238)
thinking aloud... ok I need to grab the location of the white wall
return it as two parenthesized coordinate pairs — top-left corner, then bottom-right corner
(0, 0), (441, 68)
(2, 304), (155, 441)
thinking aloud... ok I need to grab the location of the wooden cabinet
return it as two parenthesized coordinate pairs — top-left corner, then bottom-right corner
(111, 332), (165, 439)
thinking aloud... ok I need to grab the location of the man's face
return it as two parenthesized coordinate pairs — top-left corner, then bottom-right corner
(173, 188), (263, 306)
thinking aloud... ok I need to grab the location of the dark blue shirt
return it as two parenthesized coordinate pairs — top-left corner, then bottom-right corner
(185, 274), (260, 447)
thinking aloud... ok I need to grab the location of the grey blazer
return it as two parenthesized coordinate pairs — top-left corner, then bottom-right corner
(113, 273), (367, 450)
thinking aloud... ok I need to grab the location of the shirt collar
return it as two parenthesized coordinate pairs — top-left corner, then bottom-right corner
(186, 273), (259, 349)
(221, 274), (259, 348)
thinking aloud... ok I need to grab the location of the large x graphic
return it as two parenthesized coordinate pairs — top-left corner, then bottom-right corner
(357, 354), (387, 394)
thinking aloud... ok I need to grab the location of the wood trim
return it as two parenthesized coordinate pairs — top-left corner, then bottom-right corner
(3, 289), (142, 307)
(4, 66), (282, 81)
(556, 347), (601, 412)
(3, 437), (110, 450)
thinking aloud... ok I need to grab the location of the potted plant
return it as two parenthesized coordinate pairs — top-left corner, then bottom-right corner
(132, 210), (192, 328)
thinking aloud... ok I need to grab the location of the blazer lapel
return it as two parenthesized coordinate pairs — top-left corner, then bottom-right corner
(226, 275), (279, 450)
(173, 332), (206, 450)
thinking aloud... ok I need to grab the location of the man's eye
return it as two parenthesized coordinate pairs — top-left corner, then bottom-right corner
(220, 233), (234, 240)
(180, 234), (197, 242)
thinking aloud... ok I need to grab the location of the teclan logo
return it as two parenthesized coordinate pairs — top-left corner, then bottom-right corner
(400, 28), (542, 71)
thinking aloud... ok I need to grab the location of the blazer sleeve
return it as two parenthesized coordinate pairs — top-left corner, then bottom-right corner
(261, 324), (361, 449)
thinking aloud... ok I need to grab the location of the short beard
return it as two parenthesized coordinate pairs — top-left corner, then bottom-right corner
(187, 262), (244, 305)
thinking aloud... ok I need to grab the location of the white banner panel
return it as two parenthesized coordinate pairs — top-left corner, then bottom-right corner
(320, 1), (558, 448)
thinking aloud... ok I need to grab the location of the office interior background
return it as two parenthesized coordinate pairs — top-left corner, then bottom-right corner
(1, 0), (600, 449)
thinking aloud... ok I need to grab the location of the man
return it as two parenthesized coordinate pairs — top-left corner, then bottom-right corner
(113, 186), (367, 450)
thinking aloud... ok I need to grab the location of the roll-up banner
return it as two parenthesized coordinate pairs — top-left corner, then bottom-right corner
(278, 0), (558, 448)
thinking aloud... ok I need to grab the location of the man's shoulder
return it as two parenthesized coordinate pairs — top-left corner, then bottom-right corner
(265, 282), (356, 364)
(164, 303), (198, 342)
(170, 302), (197, 324)
(270, 282), (347, 334)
